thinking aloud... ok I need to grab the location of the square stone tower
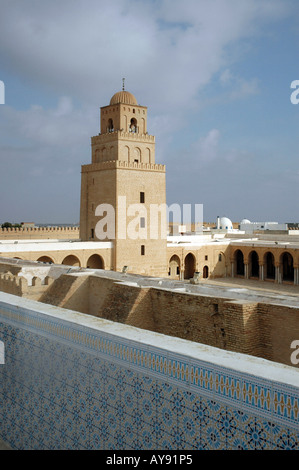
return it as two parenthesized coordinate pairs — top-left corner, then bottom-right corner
(80, 86), (168, 277)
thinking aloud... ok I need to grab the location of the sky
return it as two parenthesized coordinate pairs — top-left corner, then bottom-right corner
(0, 0), (299, 225)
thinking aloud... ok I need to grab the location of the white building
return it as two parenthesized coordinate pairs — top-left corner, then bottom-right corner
(240, 219), (288, 233)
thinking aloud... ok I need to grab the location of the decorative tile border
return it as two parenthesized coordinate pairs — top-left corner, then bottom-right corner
(0, 299), (299, 429)
(0, 295), (298, 450)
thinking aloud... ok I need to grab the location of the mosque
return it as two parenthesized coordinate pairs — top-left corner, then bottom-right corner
(0, 87), (298, 451)
(1, 86), (299, 286)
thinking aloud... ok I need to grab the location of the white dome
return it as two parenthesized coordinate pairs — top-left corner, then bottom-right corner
(219, 217), (233, 230)
(240, 218), (251, 224)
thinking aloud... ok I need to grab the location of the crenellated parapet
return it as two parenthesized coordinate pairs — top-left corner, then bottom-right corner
(92, 130), (155, 144)
(82, 160), (165, 173)
(0, 272), (54, 299)
(0, 226), (80, 240)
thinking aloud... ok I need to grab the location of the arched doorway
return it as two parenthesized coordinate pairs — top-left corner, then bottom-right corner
(37, 256), (54, 264)
(235, 250), (244, 276)
(86, 254), (104, 269)
(169, 255), (180, 279)
(281, 252), (294, 282)
(203, 265), (209, 279)
(249, 250), (259, 278)
(184, 253), (196, 279)
(265, 252), (275, 280)
(62, 255), (81, 267)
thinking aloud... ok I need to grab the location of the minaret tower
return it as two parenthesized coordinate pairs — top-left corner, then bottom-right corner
(80, 84), (167, 277)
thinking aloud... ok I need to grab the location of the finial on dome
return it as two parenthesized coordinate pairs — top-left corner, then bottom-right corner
(122, 78), (125, 91)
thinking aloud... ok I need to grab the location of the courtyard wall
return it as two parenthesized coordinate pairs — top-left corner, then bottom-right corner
(0, 292), (298, 450)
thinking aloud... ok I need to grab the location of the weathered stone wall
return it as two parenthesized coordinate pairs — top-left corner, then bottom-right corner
(258, 303), (299, 365)
(0, 272), (53, 301)
(36, 273), (298, 367)
(0, 260), (298, 367)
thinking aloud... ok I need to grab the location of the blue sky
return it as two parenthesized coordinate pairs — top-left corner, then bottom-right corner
(0, 0), (298, 224)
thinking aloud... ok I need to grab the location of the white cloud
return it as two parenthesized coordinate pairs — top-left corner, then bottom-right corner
(0, 0), (291, 112)
(0, 0), (297, 222)
(220, 69), (259, 99)
(0, 97), (96, 148)
(193, 129), (221, 163)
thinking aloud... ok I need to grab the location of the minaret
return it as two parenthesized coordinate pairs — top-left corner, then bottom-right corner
(80, 85), (167, 277)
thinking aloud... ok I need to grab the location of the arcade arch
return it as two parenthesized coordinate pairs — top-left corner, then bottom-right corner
(249, 250), (259, 278)
(169, 255), (180, 278)
(280, 252), (294, 282)
(184, 253), (196, 279)
(264, 251), (275, 280)
(37, 256), (54, 264)
(86, 254), (105, 269)
(62, 255), (81, 267)
(235, 249), (244, 276)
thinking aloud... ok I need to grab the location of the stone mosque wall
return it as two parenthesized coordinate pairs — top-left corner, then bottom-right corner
(0, 259), (290, 368)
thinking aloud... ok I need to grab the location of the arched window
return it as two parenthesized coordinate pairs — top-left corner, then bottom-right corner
(203, 265), (209, 279)
(133, 147), (141, 163)
(144, 148), (151, 164)
(94, 148), (100, 162)
(108, 118), (114, 132)
(101, 147), (107, 161)
(123, 145), (130, 162)
(129, 118), (138, 133)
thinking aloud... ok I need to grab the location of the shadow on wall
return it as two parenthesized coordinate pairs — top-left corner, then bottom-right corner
(39, 274), (90, 313)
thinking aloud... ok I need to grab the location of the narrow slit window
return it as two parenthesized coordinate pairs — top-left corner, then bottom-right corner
(140, 192), (145, 203)
(141, 245), (145, 255)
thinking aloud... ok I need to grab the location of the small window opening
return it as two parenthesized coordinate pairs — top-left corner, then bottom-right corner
(140, 192), (145, 203)
(141, 245), (145, 255)
(108, 118), (114, 132)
